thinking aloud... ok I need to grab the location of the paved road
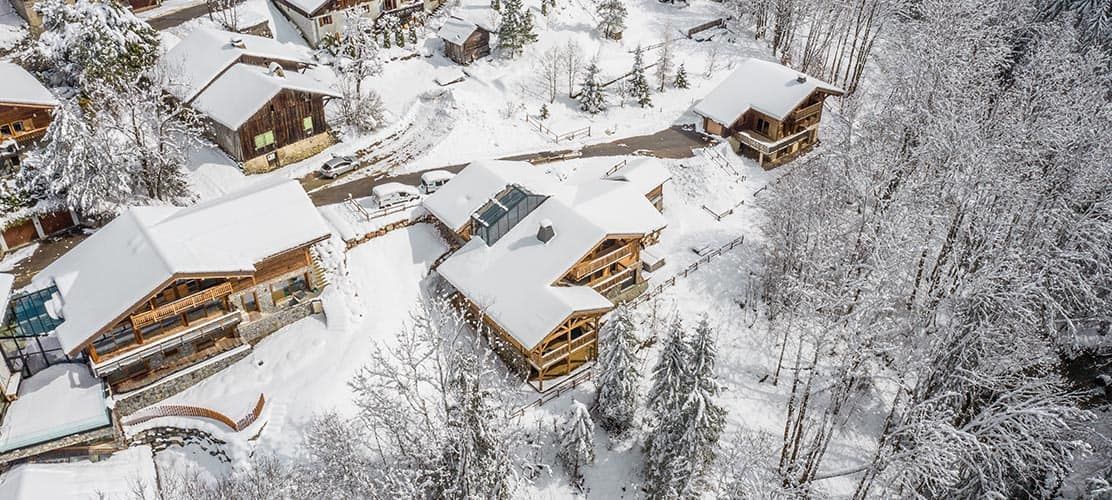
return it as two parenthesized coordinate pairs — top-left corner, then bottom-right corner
(146, 3), (211, 30)
(307, 125), (714, 206)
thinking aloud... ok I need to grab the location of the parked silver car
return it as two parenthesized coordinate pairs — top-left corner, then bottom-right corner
(318, 155), (357, 178)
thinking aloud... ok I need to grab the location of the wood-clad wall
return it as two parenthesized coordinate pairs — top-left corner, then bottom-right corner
(228, 89), (328, 163)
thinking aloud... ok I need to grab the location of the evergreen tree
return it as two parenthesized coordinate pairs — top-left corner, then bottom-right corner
(673, 63), (690, 89)
(498, 0), (537, 58)
(596, 0), (627, 39)
(408, 25), (418, 45)
(594, 305), (641, 434)
(556, 399), (596, 491)
(20, 99), (132, 216)
(541, 0), (548, 16)
(577, 58), (606, 114)
(31, 0), (159, 92)
(628, 45), (652, 107)
(539, 103), (550, 119)
(645, 317), (690, 421)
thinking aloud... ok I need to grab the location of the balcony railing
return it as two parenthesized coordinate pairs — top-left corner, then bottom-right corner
(131, 282), (235, 330)
(735, 124), (817, 155)
(94, 311), (243, 375)
(569, 245), (633, 281)
(792, 101), (823, 122)
(535, 331), (597, 369)
(593, 266), (636, 296)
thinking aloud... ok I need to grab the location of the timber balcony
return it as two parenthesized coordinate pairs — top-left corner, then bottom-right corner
(93, 310), (244, 378)
(568, 245), (634, 281)
(131, 282), (235, 330)
(734, 124), (817, 156)
(533, 331), (597, 371)
(592, 266), (637, 297)
(791, 101), (823, 122)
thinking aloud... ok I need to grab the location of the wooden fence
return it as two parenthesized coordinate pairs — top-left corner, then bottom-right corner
(603, 159), (628, 177)
(686, 18), (726, 38)
(627, 235), (745, 308)
(524, 114), (591, 143)
(122, 394), (266, 432)
(511, 368), (594, 418)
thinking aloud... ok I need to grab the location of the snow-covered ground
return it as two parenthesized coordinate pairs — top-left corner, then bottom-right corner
(0, 1), (27, 53)
(0, 446), (157, 499)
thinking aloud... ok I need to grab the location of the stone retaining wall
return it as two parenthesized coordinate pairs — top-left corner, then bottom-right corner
(238, 299), (319, 345)
(130, 426), (230, 463)
(114, 349), (251, 416)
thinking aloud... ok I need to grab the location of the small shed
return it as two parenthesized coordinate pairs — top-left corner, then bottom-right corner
(438, 18), (490, 65)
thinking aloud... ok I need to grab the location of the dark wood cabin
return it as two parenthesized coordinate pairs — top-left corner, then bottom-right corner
(209, 88), (332, 172)
(439, 19), (490, 65)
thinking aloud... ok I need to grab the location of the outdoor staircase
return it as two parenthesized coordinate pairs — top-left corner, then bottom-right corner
(308, 248), (330, 288)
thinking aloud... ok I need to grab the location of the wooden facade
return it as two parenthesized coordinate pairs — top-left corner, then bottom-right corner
(210, 88), (330, 168)
(703, 89), (841, 168)
(82, 243), (323, 392)
(0, 209), (79, 255)
(443, 28), (490, 65)
(0, 103), (53, 146)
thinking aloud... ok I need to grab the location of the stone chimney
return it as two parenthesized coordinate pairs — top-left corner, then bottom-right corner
(230, 37), (246, 49)
(537, 219), (555, 243)
(796, 74), (807, 84)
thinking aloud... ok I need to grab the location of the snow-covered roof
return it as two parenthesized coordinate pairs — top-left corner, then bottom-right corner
(0, 62), (58, 108)
(0, 445), (157, 499)
(190, 63), (340, 130)
(33, 179), (332, 355)
(431, 160), (668, 349)
(422, 160), (560, 232)
(0, 274), (13, 319)
(605, 159), (671, 194)
(692, 58), (843, 124)
(0, 364), (109, 454)
(275, 0), (333, 16)
(162, 27), (314, 103)
(439, 18), (480, 45)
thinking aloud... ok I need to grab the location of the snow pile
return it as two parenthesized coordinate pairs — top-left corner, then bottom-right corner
(0, 364), (109, 453)
(0, 446), (157, 499)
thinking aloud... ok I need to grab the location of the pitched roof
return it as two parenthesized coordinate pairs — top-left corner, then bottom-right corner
(429, 160), (668, 349)
(274, 0), (333, 16)
(438, 18), (480, 45)
(0, 62), (59, 108)
(33, 179), (332, 355)
(190, 63), (340, 130)
(692, 58), (843, 124)
(161, 27), (314, 103)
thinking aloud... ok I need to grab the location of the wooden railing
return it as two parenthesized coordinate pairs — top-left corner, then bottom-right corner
(122, 394), (266, 432)
(735, 125), (815, 155)
(627, 235), (745, 308)
(131, 282), (234, 329)
(570, 245), (633, 280)
(535, 331), (597, 369)
(792, 101), (823, 121)
(524, 114), (592, 143)
(593, 266), (636, 296)
(603, 159), (628, 177)
(511, 368), (593, 417)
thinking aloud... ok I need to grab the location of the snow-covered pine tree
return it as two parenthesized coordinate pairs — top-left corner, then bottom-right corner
(673, 63), (689, 89)
(557, 399), (596, 491)
(539, 103), (550, 119)
(593, 305), (641, 434)
(669, 317), (726, 496)
(541, 0), (548, 16)
(628, 45), (652, 108)
(498, 0), (537, 58)
(19, 99), (132, 216)
(31, 0), (159, 92)
(645, 317), (690, 422)
(596, 0), (627, 39)
(577, 59), (606, 114)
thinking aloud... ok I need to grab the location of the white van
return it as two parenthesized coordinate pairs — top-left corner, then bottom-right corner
(419, 170), (455, 194)
(372, 182), (421, 208)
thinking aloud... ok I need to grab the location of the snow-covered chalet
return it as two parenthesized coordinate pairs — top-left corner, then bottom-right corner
(694, 58), (845, 168)
(424, 160), (669, 388)
(162, 28), (340, 173)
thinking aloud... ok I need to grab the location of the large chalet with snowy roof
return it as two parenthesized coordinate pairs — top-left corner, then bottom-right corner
(694, 58), (844, 168)
(23, 179), (328, 396)
(0, 62), (57, 148)
(162, 28), (340, 173)
(424, 160), (669, 387)
(274, 0), (441, 48)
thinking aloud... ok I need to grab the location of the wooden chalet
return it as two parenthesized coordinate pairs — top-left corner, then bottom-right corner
(424, 160), (670, 388)
(162, 28), (339, 173)
(694, 58), (844, 168)
(0, 62), (58, 148)
(438, 18), (490, 65)
(29, 179), (331, 395)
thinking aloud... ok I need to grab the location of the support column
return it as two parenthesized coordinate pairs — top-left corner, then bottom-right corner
(31, 216), (45, 239)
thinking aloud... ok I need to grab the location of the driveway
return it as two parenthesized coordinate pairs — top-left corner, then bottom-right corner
(306, 125), (714, 206)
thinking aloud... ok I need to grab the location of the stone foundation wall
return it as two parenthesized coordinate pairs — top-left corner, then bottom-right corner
(242, 132), (335, 174)
(238, 299), (319, 345)
(114, 348), (251, 416)
(130, 426), (230, 463)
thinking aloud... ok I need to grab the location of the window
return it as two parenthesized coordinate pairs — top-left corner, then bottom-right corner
(302, 116), (314, 135)
(241, 291), (259, 312)
(756, 118), (770, 135)
(253, 130), (276, 150)
(271, 275), (309, 303)
(0, 125), (10, 136)
(318, 15), (333, 26)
